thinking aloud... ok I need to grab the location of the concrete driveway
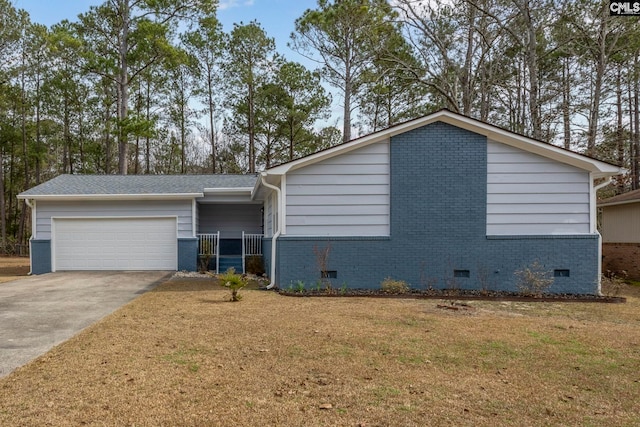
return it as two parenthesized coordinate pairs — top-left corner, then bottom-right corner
(0, 271), (172, 378)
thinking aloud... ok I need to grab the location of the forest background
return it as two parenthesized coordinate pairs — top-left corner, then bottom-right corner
(0, 0), (638, 252)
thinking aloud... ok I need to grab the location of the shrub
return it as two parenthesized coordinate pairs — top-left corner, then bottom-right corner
(245, 255), (265, 275)
(219, 268), (247, 302)
(514, 261), (554, 297)
(313, 244), (332, 291)
(198, 239), (213, 273)
(601, 270), (626, 297)
(380, 277), (410, 294)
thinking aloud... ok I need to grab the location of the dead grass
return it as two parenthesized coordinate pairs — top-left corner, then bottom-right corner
(0, 256), (30, 283)
(0, 278), (639, 426)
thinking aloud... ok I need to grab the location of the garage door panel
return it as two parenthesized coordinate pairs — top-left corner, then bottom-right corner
(53, 218), (177, 271)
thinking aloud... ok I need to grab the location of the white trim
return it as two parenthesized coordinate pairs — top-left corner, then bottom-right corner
(50, 215), (179, 272)
(24, 198), (36, 275)
(51, 218), (57, 272)
(265, 110), (624, 177)
(192, 198), (197, 238)
(280, 174), (287, 236)
(18, 193), (204, 201)
(203, 187), (253, 193)
(50, 214), (180, 221)
(590, 173), (596, 234)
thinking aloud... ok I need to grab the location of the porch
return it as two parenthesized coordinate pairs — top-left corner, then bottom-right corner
(197, 232), (263, 274)
(196, 203), (264, 274)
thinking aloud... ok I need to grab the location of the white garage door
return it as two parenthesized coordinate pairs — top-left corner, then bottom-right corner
(53, 217), (177, 271)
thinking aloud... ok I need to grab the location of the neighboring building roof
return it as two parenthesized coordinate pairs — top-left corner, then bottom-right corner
(262, 109), (624, 180)
(18, 174), (258, 200)
(598, 189), (640, 207)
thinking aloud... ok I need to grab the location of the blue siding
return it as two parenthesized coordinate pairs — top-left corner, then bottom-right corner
(178, 238), (198, 271)
(30, 239), (52, 274)
(275, 122), (600, 294)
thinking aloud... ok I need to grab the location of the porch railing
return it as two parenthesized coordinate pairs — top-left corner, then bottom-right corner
(197, 232), (219, 273)
(242, 232), (263, 274)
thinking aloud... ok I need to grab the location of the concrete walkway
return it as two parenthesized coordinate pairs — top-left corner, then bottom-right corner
(0, 271), (171, 378)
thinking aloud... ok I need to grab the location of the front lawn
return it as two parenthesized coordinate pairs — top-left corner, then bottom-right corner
(0, 278), (638, 426)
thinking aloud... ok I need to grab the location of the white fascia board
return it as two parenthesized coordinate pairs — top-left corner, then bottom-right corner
(250, 178), (262, 200)
(203, 187), (253, 194)
(17, 193), (204, 201)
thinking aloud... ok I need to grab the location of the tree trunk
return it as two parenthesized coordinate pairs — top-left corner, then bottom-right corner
(343, 73), (352, 143)
(633, 53), (640, 190)
(616, 65), (625, 194)
(134, 85), (141, 174)
(207, 66), (216, 174)
(63, 97), (71, 173)
(586, 14), (613, 156)
(145, 79), (151, 174)
(562, 58), (571, 150)
(35, 76), (41, 184)
(0, 148), (6, 249)
(248, 81), (255, 173)
(181, 92), (186, 174)
(104, 95), (112, 174)
(117, 0), (130, 175)
(521, 0), (541, 140)
(461, 3), (476, 116)
(18, 57), (29, 246)
(629, 75), (636, 190)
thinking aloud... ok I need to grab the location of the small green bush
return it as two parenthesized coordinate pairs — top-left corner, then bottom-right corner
(219, 268), (247, 302)
(380, 277), (410, 294)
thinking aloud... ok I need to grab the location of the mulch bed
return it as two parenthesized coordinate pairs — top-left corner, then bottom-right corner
(277, 288), (626, 303)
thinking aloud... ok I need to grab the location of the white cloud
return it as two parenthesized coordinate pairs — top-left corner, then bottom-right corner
(218, 0), (255, 11)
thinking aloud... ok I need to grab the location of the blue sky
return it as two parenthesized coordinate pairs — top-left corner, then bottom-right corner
(15, 0), (318, 64)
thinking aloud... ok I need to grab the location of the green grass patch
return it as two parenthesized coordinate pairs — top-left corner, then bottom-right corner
(161, 347), (202, 373)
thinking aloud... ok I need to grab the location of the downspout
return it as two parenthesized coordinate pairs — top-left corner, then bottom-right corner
(593, 176), (613, 193)
(260, 172), (281, 289)
(24, 198), (35, 275)
(593, 177), (613, 296)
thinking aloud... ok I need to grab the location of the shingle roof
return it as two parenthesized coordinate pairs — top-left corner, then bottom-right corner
(598, 189), (640, 207)
(19, 174), (258, 197)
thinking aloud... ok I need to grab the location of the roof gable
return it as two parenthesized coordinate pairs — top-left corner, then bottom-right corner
(264, 110), (623, 179)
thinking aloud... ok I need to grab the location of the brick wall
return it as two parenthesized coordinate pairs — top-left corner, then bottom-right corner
(30, 239), (51, 274)
(177, 238), (198, 272)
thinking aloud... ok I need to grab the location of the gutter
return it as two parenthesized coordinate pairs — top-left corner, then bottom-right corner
(594, 177), (613, 192)
(16, 193), (204, 201)
(260, 173), (281, 290)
